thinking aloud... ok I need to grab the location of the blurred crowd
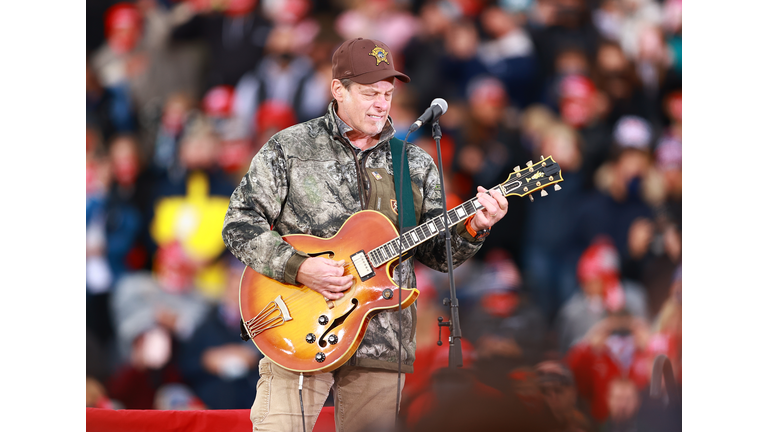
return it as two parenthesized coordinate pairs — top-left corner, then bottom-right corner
(86, 0), (682, 430)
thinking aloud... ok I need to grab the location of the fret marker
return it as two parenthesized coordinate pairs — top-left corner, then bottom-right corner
(456, 207), (467, 218)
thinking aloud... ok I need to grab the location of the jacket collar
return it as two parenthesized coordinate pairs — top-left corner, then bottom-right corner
(323, 101), (396, 149)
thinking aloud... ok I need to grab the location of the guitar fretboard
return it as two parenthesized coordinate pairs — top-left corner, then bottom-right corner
(367, 185), (503, 267)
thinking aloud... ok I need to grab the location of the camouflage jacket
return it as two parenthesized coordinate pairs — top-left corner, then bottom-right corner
(222, 101), (484, 373)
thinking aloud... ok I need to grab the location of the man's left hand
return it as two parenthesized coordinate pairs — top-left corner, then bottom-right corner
(470, 186), (508, 232)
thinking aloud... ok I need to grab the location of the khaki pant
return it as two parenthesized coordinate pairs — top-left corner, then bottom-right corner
(251, 357), (406, 432)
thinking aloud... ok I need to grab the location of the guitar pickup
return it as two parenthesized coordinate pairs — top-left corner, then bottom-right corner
(351, 250), (375, 282)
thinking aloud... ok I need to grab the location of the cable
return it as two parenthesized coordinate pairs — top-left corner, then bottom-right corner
(298, 373), (307, 432)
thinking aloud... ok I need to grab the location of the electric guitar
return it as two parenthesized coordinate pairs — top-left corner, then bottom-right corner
(239, 156), (564, 373)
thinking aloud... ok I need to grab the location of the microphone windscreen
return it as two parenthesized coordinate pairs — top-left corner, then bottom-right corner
(431, 98), (448, 115)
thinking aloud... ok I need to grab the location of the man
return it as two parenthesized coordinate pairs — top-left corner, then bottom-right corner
(222, 38), (508, 432)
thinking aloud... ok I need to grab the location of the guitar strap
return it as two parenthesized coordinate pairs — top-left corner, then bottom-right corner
(389, 137), (417, 232)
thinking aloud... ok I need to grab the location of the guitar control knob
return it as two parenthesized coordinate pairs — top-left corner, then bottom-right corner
(318, 315), (329, 325)
(382, 289), (393, 300)
(315, 352), (326, 363)
(306, 333), (316, 344)
(328, 334), (338, 345)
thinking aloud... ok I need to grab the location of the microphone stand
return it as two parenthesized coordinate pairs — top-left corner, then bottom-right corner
(431, 119), (463, 368)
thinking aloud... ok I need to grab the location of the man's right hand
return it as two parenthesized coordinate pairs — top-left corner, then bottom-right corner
(296, 257), (353, 300)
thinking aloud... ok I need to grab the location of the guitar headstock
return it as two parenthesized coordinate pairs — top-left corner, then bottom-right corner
(499, 156), (563, 201)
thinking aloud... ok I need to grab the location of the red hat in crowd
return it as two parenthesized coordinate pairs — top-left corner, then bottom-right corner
(154, 241), (197, 294)
(559, 74), (596, 128)
(577, 237), (619, 284)
(104, 2), (142, 53)
(255, 100), (298, 133)
(202, 85), (236, 118)
(577, 237), (625, 311)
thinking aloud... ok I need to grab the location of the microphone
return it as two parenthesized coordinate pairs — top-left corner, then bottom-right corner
(409, 98), (448, 132)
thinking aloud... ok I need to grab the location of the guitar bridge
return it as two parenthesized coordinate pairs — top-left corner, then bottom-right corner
(244, 295), (293, 338)
(351, 250), (374, 281)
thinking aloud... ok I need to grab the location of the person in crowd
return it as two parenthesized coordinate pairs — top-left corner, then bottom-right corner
(87, 145), (118, 344)
(145, 92), (198, 178)
(536, 360), (596, 432)
(221, 37), (509, 432)
(554, 237), (648, 354)
(106, 324), (192, 410)
(477, 5), (539, 108)
(555, 74), (614, 191)
(452, 75), (531, 259)
(106, 238), (213, 410)
(110, 241), (211, 364)
(599, 378), (641, 432)
(591, 40), (654, 126)
(170, 0), (273, 89)
(403, 363), (508, 432)
(520, 119), (590, 322)
(90, 1), (206, 122)
(333, 0), (418, 56)
(569, 115), (657, 267)
(87, 59), (136, 143)
(622, 134), (681, 316)
(399, 1), (453, 114)
(528, 0), (602, 84)
(646, 265), (682, 383)
(564, 310), (654, 424)
(231, 23), (326, 138)
(439, 18), (489, 103)
(199, 84), (254, 181)
(463, 249), (548, 392)
(87, 135), (146, 348)
(633, 23), (672, 105)
(179, 254), (262, 409)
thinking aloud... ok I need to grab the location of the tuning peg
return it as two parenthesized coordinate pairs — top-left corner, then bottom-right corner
(526, 160), (533, 167)
(529, 195), (534, 202)
(554, 184), (562, 191)
(514, 165), (520, 172)
(541, 189), (548, 197)
(540, 155), (545, 160)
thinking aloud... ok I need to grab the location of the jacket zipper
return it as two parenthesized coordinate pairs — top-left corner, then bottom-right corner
(337, 135), (370, 210)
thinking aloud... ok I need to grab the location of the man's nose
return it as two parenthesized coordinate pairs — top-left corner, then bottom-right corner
(372, 95), (389, 110)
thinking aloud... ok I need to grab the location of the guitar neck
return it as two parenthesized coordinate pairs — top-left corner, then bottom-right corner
(367, 155), (562, 268)
(367, 185), (502, 268)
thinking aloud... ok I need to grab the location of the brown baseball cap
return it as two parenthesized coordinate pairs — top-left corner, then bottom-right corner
(332, 38), (410, 84)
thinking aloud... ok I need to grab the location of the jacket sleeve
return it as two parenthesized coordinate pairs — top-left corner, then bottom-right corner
(413, 159), (484, 272)
(221, 139), (308, 285)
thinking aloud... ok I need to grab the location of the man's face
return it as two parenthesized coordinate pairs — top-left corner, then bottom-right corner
(333, 79), (395, 138)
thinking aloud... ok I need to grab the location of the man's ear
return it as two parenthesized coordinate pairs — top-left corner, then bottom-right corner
(331, 79), (345, 102)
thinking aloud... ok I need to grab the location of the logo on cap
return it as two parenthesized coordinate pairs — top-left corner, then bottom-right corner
(369, 46), (390, 66)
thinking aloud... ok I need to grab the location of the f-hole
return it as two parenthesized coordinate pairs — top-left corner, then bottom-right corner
(308, 250), (335, 259)
(318, 298), (358, 347)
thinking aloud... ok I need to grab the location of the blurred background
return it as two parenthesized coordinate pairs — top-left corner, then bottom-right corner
(85, 0), (682, 429)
